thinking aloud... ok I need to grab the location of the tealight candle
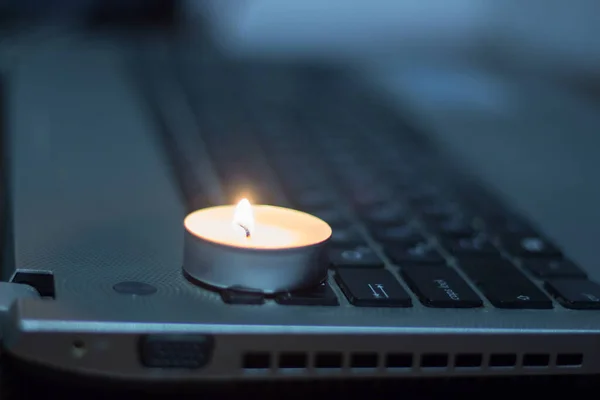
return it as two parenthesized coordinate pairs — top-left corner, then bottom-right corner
(183, 199), (332, 294)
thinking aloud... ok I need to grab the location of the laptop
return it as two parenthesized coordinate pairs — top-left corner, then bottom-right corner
(2, 25), (600, 382)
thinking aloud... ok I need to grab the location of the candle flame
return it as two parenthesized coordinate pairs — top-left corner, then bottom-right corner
(232, 198), (254, 239)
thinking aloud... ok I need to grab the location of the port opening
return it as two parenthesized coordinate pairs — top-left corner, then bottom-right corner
(139, 334), (214, 369)
(11, 270), (55, 298)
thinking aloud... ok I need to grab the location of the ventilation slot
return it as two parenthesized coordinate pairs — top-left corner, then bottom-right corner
(523, 353), (550, 367)
(314, 352), (343, 369)
(350, 353), (378, 370)
(489, 353), (517, 368)
(242, 352), (271, 370)
(420, 353), (449, 368)
(385, 353), (413, 369)
(556, 353), (583, 367)
(278, 352), (308, 370)
(454, 353), (483, 368)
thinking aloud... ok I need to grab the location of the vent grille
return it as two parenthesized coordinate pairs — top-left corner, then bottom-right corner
(385, 353), (413, 368)
(241, 351), (584, 373)
(242, 352), (271, 370)
(314, 352), (343, 369)
(455, 353), (483, 368)
(556, 353), (583, 367)
(420, 353), (449, 368)
(489, 353), (518, 367)
(350, 353), (378, 369)
(279, 352), (308, 369)
(523, 353), (550, 367)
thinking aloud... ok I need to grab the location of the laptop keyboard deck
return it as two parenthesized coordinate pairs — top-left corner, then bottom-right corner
(138, 56), (600, 312)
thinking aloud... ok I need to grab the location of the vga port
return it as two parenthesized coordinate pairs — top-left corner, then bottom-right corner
(139, 334), (214, 369)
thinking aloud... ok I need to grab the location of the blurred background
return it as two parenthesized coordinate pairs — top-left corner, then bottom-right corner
(3, 1), (599, 76)
(1, 0), (599, 272)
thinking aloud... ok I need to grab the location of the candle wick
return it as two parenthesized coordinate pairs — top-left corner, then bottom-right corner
(238, 223), (251, 238)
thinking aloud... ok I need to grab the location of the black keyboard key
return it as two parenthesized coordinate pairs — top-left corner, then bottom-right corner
(401, 266), (482, 308)
(331, 226), (365, 246)
(484, 215), (536, 235)
(413, 200), (462, 220)
(523, 259), (587, 279)
(359, 203), (407, 225)
(441, 234), (499, 258)
(404, 184), (441, 202)
(501, 235), (562, 258)
(347, 186), (394, 208)
(478, 280), (552, 309)
(337, 170), (379, 186)
(276, 281), (339, 306)
(458, 257), (530, 281)
(329, 245), (384, 269)
(309, 207), (348, 226)
(459, 259), (552, 309)
(281, 177), (327, 193)
(545, 279), (600, 309)
(221, 289), (265, 305)
(426, 215), (475, 238)
(294, 188), (337, 209)
(335, 269), (412, 307)
(371, 223), (424, 244)
(385, 241), (445, 265)
(458, 258), (525, 283)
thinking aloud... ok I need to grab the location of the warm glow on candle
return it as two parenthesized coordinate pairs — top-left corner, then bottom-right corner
(232, 198), (255, 239)
(184, 203), (332, 250)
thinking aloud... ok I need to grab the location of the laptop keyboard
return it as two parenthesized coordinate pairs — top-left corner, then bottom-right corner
(143, 58), (600, 311)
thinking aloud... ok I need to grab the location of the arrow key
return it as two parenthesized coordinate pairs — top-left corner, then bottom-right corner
(335, 269), (412, 307)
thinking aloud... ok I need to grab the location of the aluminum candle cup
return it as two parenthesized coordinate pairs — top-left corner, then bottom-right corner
(183, 200), (332, 294)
